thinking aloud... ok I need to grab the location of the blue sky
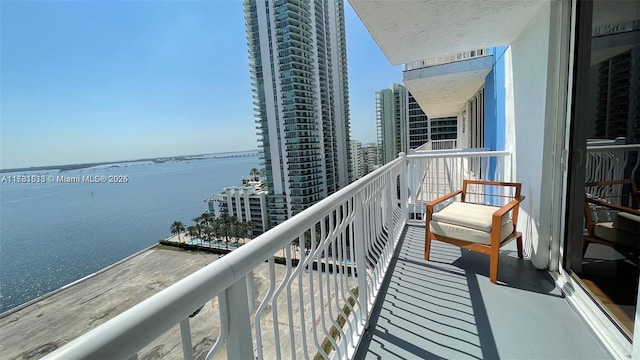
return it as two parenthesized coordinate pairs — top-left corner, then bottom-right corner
(0, 1), (402, 169)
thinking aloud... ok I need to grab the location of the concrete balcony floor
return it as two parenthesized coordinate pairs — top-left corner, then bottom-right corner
(355, 225), (612, 359)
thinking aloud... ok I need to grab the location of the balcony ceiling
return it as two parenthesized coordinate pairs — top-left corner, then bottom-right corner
(404, 56), (493, 118)
(348, 0), (544, 65)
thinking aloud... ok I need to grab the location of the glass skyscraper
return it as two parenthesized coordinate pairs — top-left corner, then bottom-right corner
(244, 0), (351, 227)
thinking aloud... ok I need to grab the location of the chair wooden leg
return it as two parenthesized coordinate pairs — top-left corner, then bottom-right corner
(489, 251), (499, 283)
(516, 235), (523, 259)
(424, 231), (432, 261)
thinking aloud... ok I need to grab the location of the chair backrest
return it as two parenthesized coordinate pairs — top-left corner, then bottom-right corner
(584, 179), (640, 236)
(461, 180), (523, 226)
(585, 179), (639, 209)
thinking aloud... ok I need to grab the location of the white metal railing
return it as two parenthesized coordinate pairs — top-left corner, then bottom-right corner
(413, 139), (458, 151)
(42, 150), (509, 360)
(584, 143), (639, 213)
(585, 143), (640, 184)
(431, 139), (458, 150)
(404, 48), (489, 71)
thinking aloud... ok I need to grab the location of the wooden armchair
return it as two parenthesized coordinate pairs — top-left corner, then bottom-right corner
(584, 179), (640, 260)
(424, 180), (525, 283)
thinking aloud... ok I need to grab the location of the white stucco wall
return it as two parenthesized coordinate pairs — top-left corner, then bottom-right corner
(504, 1), (551, 269)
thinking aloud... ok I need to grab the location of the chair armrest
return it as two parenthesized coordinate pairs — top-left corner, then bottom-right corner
(427, 190), (463, 207)
(426, 190), (462, 221)
(492, 196), (525, 233)
(493, 196), (524, 218)
(586, 197), (640, 216)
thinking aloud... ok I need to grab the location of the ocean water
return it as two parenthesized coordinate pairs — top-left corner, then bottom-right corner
(0, 152), (259, 313)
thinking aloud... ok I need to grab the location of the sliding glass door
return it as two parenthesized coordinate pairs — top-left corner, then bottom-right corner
(565, 0), (639, 341)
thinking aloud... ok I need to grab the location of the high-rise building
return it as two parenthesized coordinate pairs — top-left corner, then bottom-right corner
(361, 142), (380, 175)
(244, 0), (351, 227)
(407, 92), (430, 149)
(350, 140), (381, 180)
(350, 140), (363, 180)
(378, 83), (459, 163)
(376, 83), (407, 164)
(590, 49), (640, 142)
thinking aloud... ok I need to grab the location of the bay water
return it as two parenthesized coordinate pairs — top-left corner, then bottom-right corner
(0, 152), (259, 313)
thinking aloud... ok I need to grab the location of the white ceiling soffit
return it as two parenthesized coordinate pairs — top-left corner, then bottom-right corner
(403, 56), (492, 118)
(405, 69), (488, 118)
(349, 0), (544, 65)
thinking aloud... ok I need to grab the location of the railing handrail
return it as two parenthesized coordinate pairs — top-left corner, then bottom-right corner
(586, 144), (640, 151)
(43, 156), (406, 360)
(407, 150), (511, 159)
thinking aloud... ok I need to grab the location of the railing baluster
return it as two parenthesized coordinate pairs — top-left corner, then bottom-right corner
(285, 245), (296, 360)
(297, 233), (308, 358)
(307, 226), (327, 359)
(224, 278), (253, 360)
(254, 257), (276, 360)
(179, 318), (194, 360)
(206, 296), (228, 360)
(400, 153), (408, 221)
(246, 271), (255, 313)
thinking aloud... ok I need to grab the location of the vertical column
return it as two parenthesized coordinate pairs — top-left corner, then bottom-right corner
(225, 277), (254, 359)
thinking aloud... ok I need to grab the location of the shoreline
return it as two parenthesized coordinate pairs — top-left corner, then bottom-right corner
(0, 242), (160, 319)
(0, 247), (222, 360)
(1, 232), (250, 318)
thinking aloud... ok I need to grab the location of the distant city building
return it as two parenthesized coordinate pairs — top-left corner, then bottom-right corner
(361, 142), (380, 176)
(589, 49), (639, 142)
(245, 0), (351, 228)
(350, 140), (364, 180)
(407, 92), (430, 149)
(206, 177), (268, 238)
(378, 83), (458, 163)
(350, 140), (380, 180)
(376, 83), (408, 164)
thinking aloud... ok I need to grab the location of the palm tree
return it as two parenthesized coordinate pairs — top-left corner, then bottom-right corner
(170, 221), (186, 241)
(210, 219), (222, 244)
(186, 226), (199, 244)
(217, 214), (233, 249)
(199, 212), (213, 226)
(230, 216), (241, 244)
(241, 221), (254, 245)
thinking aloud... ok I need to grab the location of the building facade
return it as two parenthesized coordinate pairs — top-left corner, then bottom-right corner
(350, 140), (380, 180)
(245, 0), (351, 228)
(376, 83), (407, 164)
(206, 178), (268, 238)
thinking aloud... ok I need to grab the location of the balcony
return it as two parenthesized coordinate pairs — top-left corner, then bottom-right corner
(36, 150), (612, 360)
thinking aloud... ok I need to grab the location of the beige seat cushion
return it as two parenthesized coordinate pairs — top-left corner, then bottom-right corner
(430, 202), (515, 245)
(615, 212), (640, 235)
(431, 202), (510, 232)
(430, 219), (514, 245)
(594, 221), (640, 250)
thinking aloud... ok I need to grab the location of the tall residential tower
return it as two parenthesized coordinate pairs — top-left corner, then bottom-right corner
(245, 0), (351, 227)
